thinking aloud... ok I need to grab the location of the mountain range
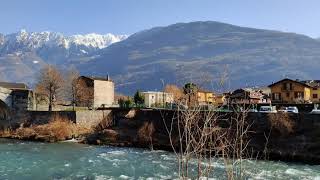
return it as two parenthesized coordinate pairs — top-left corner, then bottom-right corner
(0, 30), (127, 83)
(1, 21), (320, 94)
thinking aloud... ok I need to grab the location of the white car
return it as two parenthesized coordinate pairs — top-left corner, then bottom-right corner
(310, 109), (320, 114)
(259, 106), (277, 113)
(279, 106), (299, 113)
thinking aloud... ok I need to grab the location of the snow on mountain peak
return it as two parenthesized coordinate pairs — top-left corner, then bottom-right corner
(2, 29), (128, 50)
(70, 33), (128, 49)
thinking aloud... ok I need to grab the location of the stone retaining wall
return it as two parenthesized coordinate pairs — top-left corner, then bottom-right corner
(0, 110), (114, 129)
(76, 110), (112, 127)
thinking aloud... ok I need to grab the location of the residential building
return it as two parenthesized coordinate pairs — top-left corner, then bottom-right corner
(301, 80), (320, 103)
(213, 94), (227, 106)
(0, 82), (34, 111)
(268, 78), (312, 104)
(142, 91), (174, 108)
(229, 88), (270, 104)
(197, 90), (215, 105)
(78, 76), (114, 108)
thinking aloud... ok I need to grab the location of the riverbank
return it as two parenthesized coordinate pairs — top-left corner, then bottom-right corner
(2, 108), (320, 165)
(0, 115), (91, 142)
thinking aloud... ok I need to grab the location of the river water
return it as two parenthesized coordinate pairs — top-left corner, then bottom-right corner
(0, 138), (319, 180)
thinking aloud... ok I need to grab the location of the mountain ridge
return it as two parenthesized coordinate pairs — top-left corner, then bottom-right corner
(80, 21), (320, 94)
(1, 21), (320, 95)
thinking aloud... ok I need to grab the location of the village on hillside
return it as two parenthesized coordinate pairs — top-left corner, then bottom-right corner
(0, 65), (320, 114)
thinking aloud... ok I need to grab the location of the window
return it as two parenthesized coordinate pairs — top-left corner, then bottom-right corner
(294, 92), (304, 99)
(286, 92), (290, 97)
(273, 93), (281, 100)
(313, 94), (318, 99)
(283, 83), (292, 90)
(282, 83), (287, 90)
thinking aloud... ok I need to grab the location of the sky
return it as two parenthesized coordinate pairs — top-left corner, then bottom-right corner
(1, 0), (320, 38)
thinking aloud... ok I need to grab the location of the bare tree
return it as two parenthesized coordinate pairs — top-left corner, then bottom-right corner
(36, 65), (64, 111)
(64, 67), (80, 111)
(75, 78), (94, 109)
(160, 70), (260, 179)
(164, 84), (185, 102)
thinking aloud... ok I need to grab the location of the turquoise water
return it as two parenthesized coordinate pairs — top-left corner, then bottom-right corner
(0, 138), (320, 179)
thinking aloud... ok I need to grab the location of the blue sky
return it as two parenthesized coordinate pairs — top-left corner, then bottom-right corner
(1, 0), (320, 37)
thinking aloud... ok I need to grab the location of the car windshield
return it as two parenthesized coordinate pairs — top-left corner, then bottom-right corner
(261, 107), (271, 111)
(287, 107), (296, 110)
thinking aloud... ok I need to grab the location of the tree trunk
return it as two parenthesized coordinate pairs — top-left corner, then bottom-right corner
(48, 103), (52, 112)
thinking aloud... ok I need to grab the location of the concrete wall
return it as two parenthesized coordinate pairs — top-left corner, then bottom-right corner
(94, 80), (114, 108)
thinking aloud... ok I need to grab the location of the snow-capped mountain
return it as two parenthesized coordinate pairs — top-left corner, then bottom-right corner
(0, 29), (128, 85)
(0, 29), (128, 54)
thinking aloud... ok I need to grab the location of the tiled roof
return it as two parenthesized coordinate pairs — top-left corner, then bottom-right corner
(268, 78), (312, 88)
(300, 80), (320, 88)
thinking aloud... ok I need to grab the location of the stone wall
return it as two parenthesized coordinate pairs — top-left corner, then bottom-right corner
(0, 110), (114, 130)
(76, 110), (112, 127)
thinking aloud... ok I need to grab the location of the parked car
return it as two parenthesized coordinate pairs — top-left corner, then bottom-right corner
(259, 106), (277, 113)
(279, 106), (299, 113)
(248, 108), (258, 112)
(310, 109), (320, 114)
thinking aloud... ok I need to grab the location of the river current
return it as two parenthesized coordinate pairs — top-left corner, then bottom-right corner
(0, 138), (319, 179)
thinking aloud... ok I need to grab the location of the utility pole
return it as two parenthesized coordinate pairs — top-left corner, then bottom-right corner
(161, 79), (165, 108)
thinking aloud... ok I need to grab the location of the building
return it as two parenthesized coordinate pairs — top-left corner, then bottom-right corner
(197, 90), (215, 105)
(301, 80), (320, 103)
(268, 78), (312, 104)
(0, 82), (34, 111)
(229, 88), (270, 104)
(78, 76), (114, 108)
(142, 91), (174, 108)
(213, 94), (227, 106)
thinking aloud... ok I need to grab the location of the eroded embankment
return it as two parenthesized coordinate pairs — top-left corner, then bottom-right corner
(1, 108), (320, 164)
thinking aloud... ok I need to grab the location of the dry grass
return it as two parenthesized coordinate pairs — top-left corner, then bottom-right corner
(0, 115), (92, 142)
(268, 113), (295, 135)
(138, 121), (155, 143)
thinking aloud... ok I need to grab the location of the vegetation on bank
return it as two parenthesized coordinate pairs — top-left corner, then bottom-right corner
(0, 116), (91, 142)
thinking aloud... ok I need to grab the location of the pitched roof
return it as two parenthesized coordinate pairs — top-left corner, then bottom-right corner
(0, 82), (29, 90)
(268, 78), (312, 88)
(300, 80), (320, 88)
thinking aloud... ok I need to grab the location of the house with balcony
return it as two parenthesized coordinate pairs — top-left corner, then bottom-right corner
(229, 88), (270, 104)
(197, 90), (215, 105)
(268, 78), (312, 104)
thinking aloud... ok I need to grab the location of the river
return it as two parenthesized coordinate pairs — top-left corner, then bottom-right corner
(0, 138), (319, 179)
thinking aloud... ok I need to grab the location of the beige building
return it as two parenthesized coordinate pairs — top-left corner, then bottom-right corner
(79, 76), (114, 108)
(142, 91), (174, 108)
